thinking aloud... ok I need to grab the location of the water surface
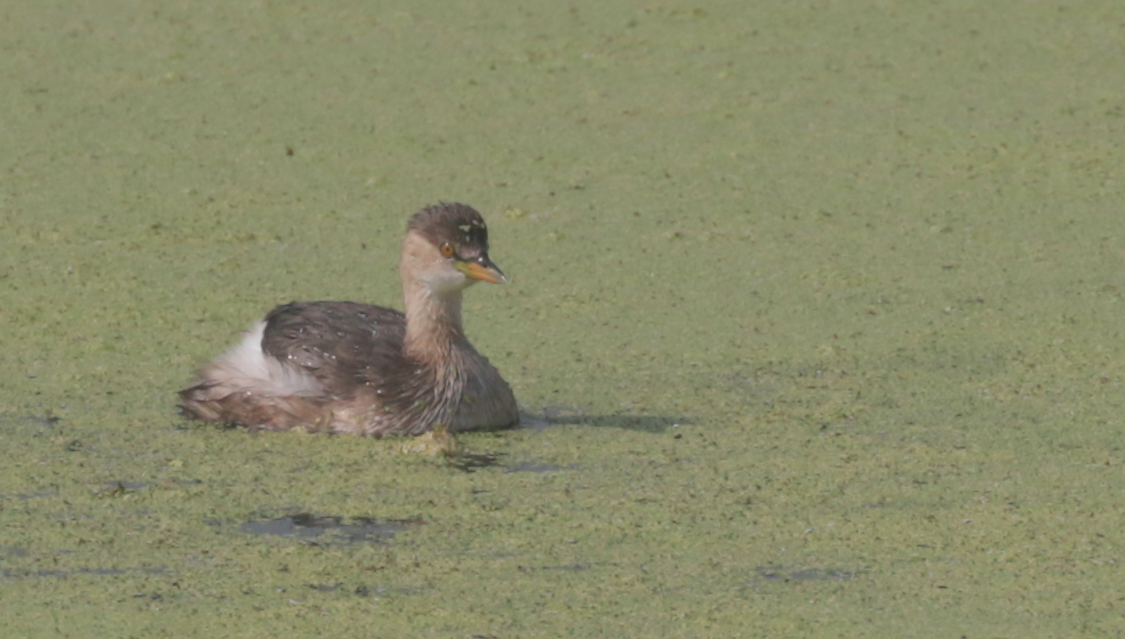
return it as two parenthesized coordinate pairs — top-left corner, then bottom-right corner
(1, 1), (1123, 637)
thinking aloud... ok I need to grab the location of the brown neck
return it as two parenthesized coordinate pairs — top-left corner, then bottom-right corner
(402, 280), (466, 362)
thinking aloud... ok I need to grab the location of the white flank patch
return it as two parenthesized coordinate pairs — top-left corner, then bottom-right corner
(209, 322), (323, 396)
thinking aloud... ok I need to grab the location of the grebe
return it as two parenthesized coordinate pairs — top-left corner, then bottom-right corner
(179, 202), (519, 436)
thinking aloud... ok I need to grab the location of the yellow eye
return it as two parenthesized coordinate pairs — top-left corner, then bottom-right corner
(440, 242), (455, 258)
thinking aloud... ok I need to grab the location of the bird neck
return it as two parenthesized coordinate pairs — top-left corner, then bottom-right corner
(402, 281), (467, 362)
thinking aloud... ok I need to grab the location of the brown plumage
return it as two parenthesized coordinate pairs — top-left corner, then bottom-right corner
(179, 203), (519, 436)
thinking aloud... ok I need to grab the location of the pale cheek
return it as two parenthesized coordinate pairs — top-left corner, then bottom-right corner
(424, 269), (472, 295)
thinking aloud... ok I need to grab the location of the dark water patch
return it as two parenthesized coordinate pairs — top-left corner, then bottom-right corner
(294, 582), (423, 598)
(529, 407), (690, 433)
(586, 414), (688, 433)
(303, 582), (394, 597)
(448, 453), (577, 474)
(2, 566), (168, 580)
(754, 565), (859, 583)
(0, 489), (59, 501)
(236, 513), (423, 545)
(95, 478), (203, 497)
(449, 451), (505, 473)
(518, 409), (552, 431)
(95, 480), (150, 497)
(503, 461), (579, 474)
(519, 415), (552, 430)
(543, 405), (587, 421)
(518, 562), (591, 572)
(349, 583), (385, 597)
(0, 413), (63, 428)
(24, 414), (62, 426)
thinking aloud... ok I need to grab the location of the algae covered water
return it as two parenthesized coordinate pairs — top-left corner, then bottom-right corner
(2, 1), (1124, 636)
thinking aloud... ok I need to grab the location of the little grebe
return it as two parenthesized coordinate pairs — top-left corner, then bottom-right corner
(179, 202), (519, 436)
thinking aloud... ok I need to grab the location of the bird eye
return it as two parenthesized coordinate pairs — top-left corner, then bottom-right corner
(440, 242), (455, 258)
